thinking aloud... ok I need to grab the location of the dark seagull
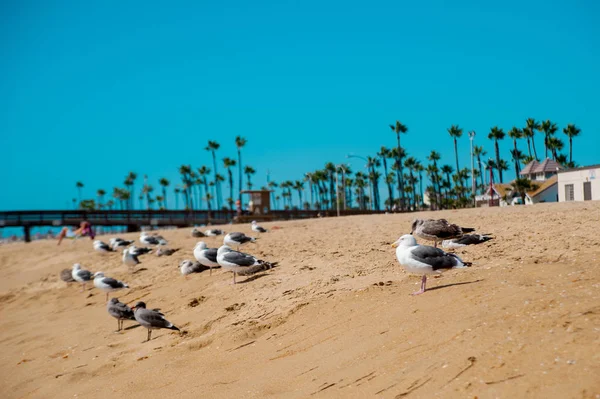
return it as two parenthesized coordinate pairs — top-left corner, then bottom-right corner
(223, 232), (256, 250)
(111, 239), (134, 251)
(442, 234), (494, 249)
(107, 298), (135, 332)
(132, 301), (180, 342)
(392, 234), (472, 295)
(191, 228), (206, 238)
(411, 218), (476, 247)
(60, 268), (75, 283)
(217, 245), (276, 284)
(155, 247), (180, 257)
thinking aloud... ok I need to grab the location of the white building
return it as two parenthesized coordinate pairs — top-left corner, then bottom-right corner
(557, 164), (600, 202)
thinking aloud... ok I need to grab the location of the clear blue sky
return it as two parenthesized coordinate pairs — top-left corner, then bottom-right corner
(1, 0), (599, 210)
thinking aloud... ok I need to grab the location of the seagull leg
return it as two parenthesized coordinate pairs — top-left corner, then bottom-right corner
(233, 272), (237, 284)
(106, 292), (109, 302)
(209, 266), (212, 276)
(412, 276), (427, 296)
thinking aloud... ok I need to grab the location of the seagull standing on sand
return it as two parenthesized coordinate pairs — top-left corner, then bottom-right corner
(217, 245), (275, 284)
(251, 221), (267, 233)
(179, 260), (210, 277)
(193, 241), (220, 275)
(122, 249), (141, 271)
(93, 272), (129, 302)
(223, 232), (256, 250)
(111, 239), (134, 251)
(128, 246), (152, 256)
(107, 298), (135, 332)
(93, 240), (113, 253)
(442, 234), (494, 249)
(71, 263), (93, 291)
(60, 269), (75, 283)
(411, 219), (476, 248)
(392, 234), (472, 295)
(132, 301), (180, 342)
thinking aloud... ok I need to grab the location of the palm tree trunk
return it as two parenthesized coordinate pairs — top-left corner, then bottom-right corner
(513, 140), (519, 177)
(545, 134), (549, 158)
(495, 141), (503, 183)
(453, 138), (460, 174)
(211, 151), (219, 207)
(203, 179), (211, 210)
(237, 149), (243, 202)
(396, 134), (404, 210)
(531, 137), (538, 160)
(569, 137), (573, 164)
(526, 138), (532, 158)
(382, 158), (393, 205)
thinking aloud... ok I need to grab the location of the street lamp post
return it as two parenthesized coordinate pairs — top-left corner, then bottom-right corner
(468, 131), (476, 207)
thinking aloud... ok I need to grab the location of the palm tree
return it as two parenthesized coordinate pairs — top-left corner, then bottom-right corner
(440, 165), (454, 204)
(497, 159), (510, 182)
(414, 162), (425, 209)
(268, 181), (278, 209)
(174, 187), (181, 209)
(96, 189), (106, 209)
(378, 146), (394, 206)
(179, 165), (192, 208)
(485, 159), (497, 185)
(511, 178), (538, 204)
(507, 127), (523, 176)
(540, 120), (558, 159)
(293, 180), (305, 208)
(324, 163), (337, 209)
(235, 136), (247, 202)
(447, 125), (463, 174)
(215, 174), (225, 208)
(142, 184), (153, 210)
(404, 157), (419, 209)
(159, 178), (170, 209)
(205, 141), (220, 206)
(105, 199), (114, 210)
(244, 166), (256, 189)
(525, 118), (541, 160)
(126, 172), (137, 209)
(223, 157), (237, 210)
(563, 124), (581, 165)
(488, 126), (506, 183)
(76, 182), (84, 205)
(473, 146), (486, 192)
(389, 121), (408, 209)
(427, 151), (441, 206)
(198, 166), (212, 210)
(155, 195), (164, 209)
(546, 137), (564, 161)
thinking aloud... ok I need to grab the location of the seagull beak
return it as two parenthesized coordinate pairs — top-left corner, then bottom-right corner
(391, 240), (399, 248)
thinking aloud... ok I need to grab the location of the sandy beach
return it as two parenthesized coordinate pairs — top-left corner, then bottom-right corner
(1, 202), (599, 398)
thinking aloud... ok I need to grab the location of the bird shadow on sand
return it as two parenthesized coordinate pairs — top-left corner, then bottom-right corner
(123, 324), (142, 331)
(132, 268), (148, 274)
(428, 279), (484, 292)
(236, 273), (270, 284)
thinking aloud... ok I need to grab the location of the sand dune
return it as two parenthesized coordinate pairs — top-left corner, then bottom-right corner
(1, 202), (599, 398)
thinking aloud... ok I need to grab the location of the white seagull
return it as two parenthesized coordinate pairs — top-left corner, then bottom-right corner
(93, 272), (129, 302)
(193, 241), (220, 275)
(140, 232), (168, 246)
(205, 229), (225, 237)
(392, 234), (472, 295)
(93, 240), (113, 253)
(111, 239), (134, 251)
(251, 221), (267, 233)
(223, 232), (256, 250)
(122, 248), (141, 271)
(71, 263), (94, 292)
(216, 245), (275, 284)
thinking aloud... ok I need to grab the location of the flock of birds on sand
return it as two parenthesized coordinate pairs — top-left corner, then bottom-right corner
(59, 218), (492, 341)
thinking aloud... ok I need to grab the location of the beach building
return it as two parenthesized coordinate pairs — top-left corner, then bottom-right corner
(557, 164), (600, 202)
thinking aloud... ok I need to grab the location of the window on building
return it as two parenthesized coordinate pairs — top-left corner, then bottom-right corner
(565, 184), (574, 201)
(583, 182), (592, 201)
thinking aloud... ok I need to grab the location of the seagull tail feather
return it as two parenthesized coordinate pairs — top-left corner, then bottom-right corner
(461, 227), (476, 233)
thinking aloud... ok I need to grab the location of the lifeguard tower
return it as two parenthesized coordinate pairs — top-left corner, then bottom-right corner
(237, 190), (273, 222)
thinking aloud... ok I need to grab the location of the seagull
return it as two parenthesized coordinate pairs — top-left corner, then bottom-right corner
(122, 249), (141, 271)
(191, 228), (206, 238)
(193, 241), (220, 275)
(442, 234), (494, 249)
(109, 237), (123, 246)
(179, 260), (210, 277)
(128, 246), (153, 256)
(251, 221), (267, 233)
(140, 232), (168, 246)
(223, 232), (256, 250)
(107, 298), (136, 332)
(411, 219), (476, 247)
(93, 240), (113, 253)
(205, 229), (225, 237)
(112, 239), (134, 251)
(156, 247), (180, 257)
(60, 268), (75, 283)
(392, 234), (472, 295)
(71, 263), (93, 292)
(217, 245), (275, 284)
(132, 301), (180, 342)
(93, 272), (130, 302)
